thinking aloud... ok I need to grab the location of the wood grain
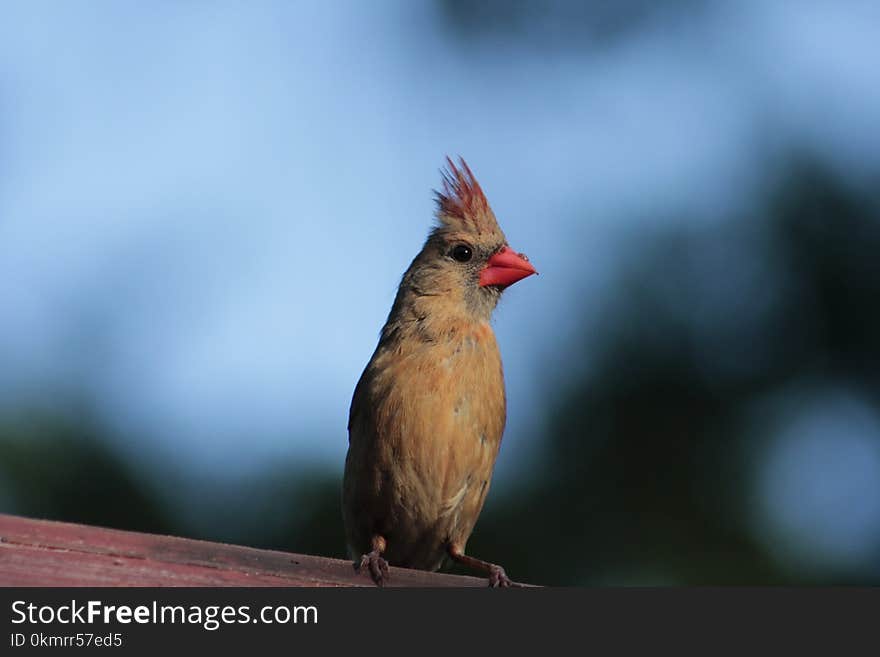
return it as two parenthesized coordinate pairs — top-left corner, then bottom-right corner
(0, 514), (491, 587)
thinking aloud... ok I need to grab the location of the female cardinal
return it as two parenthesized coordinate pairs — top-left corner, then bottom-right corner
(343, 158), (537, 586)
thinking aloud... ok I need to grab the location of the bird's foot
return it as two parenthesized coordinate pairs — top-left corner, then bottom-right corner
(355, 549), (390, 587)
(447, 545), (523, 588)
(488, 564), (513, 588)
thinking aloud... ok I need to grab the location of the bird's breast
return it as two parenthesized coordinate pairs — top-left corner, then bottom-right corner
(369, 322), (505, 505)
(371, 321), (505, 449)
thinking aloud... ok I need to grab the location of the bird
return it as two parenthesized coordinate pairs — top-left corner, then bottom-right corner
(342, 157), (537, 587)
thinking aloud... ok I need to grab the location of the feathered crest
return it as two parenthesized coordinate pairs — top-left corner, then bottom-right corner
(433, 157), (502, 237)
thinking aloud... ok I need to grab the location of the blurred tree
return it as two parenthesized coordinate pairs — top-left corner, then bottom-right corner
(0, 412), (176, 535)
(0, 409), (348, 561)
(464, 158), (880, 585)
(439, 0), (711, 49)
(188, 466), (348, 560)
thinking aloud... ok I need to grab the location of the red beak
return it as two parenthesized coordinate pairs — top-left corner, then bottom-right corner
(479, 246), (537, 288)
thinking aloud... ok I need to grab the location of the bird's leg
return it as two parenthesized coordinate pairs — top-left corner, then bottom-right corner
(447, 544), (518, 587)
(355, 535), (390, 587)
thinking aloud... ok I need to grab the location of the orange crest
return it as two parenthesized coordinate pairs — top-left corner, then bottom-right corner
(434, 157), (502, 237)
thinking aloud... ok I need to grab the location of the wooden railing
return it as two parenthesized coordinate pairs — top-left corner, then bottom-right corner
(0, 514), (490, 587)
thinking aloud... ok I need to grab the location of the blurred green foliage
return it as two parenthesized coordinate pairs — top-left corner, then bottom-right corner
(0, 412), (175, 536)
(440, 0), (710, 48)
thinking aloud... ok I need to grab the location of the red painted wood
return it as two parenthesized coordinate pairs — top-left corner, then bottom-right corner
(0, 514), (489, 587)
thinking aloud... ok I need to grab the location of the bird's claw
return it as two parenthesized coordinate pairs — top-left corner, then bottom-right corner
(488, 564), (513, 588)
(355, 550), (390, 587)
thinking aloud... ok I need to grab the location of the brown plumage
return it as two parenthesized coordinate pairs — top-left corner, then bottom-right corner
(343, 157), (536, 586)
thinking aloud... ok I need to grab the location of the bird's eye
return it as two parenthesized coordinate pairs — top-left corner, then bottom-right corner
(451, 244), (473, 263)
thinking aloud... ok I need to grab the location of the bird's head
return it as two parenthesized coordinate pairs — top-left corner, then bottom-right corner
(401, 158), (537, 322)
